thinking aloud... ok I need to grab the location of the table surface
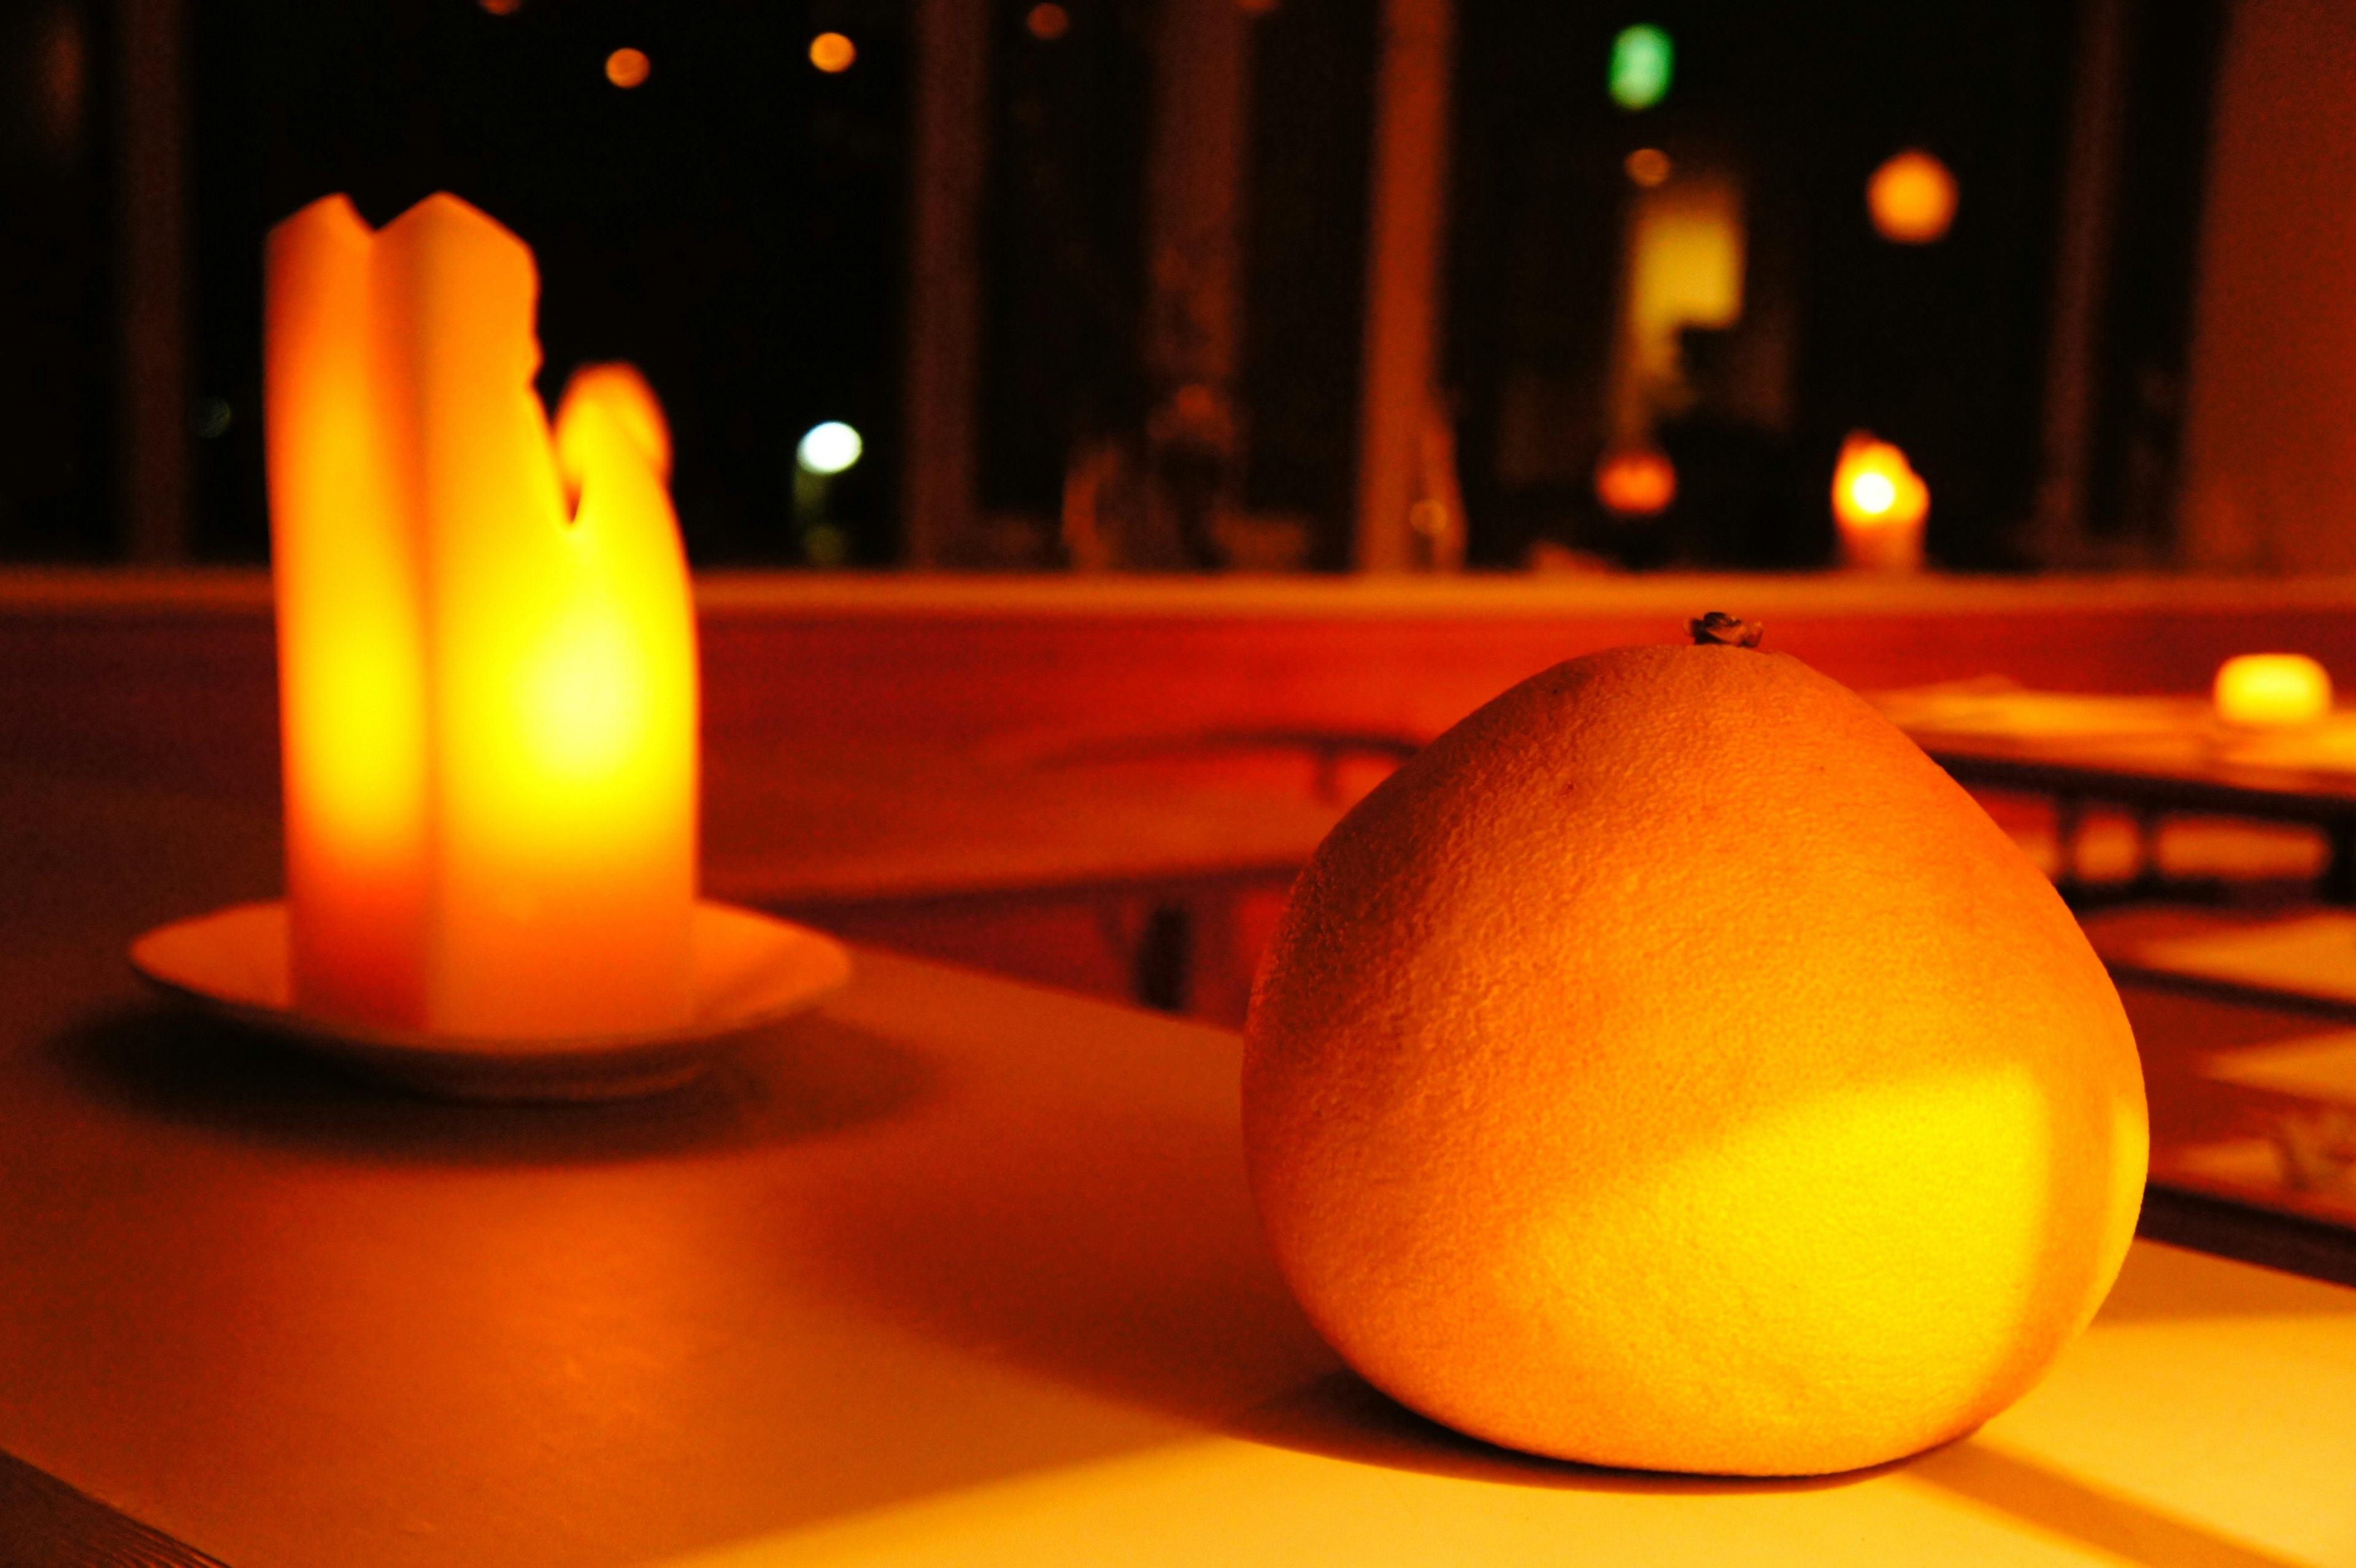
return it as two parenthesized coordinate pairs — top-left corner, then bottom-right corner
(6, 766), (2356, 1567)
(1877, 686), (2356, 817)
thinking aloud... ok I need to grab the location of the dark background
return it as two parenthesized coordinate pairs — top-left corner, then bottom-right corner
(0, 0), (112, 560)
(185, 0), (911, 565)
(1449, 0), (2219, 571)
(972, 0), (1374, 565)
(0, 0), (2225, 570)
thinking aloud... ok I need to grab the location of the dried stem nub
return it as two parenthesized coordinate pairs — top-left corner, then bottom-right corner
(1689, 612), (1765, 649)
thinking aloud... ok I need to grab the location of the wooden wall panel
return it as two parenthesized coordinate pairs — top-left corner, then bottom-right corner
(10, 569), (2356, 791)
(9, 569), (2356, 1021)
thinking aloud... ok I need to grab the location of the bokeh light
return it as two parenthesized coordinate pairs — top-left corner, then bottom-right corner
(809, 32), (857, 72)
(1609, 25), (1673, 112)
(1595, 447), (1677, 517)
(797, 421), (864, 475)
(604, 48), (650, 88)
(2214, 654), (2333, 728)
(1623, 148), (1672, 188)
(479, 0), (523, 13)
(1867, 150), (1959, 244)
(1026, 4), (1070, 40)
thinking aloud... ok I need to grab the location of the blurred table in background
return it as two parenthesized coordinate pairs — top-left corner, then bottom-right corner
(704, 735), (1412, 1023)
(25, 567), (2356, 799)
(1875, 683), (2356, 1272)
(1876, 682), (2356, 904)
(2092, 905), (2356, 1272)
(22, 569), (2356, 1010)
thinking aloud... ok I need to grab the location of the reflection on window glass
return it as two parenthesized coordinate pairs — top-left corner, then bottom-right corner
(1453, 0), (2219, 574)
(189, 0), (909, 566)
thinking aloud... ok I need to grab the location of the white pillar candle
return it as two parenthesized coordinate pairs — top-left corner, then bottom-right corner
(266, 193), (698, 1039)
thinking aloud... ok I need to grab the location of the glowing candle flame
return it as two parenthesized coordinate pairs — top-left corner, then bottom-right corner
(1850, 471), (1896, 514)
(1831, 431), (1928, 571)
(2214, 654), (2333, 728)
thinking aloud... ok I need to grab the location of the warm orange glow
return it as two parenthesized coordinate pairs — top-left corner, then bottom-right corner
(479, 0), (523, 13)
(1623, 147), (1672, 188)
(605, 47), (650, 88)
(1609, 167), (1744, 444)
(266, 194), (698, 1040)
(1831, 431), (1929, 571)
(2214, 653), (2333, 727)
(809, 31), (857, 72)
(1868, 149), (1958, 244)
(1026, 4), (1069, 40)
(1594, 446), (1677, 517)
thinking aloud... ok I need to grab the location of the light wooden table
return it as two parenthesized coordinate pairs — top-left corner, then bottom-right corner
(5, 767), (2356, 1567)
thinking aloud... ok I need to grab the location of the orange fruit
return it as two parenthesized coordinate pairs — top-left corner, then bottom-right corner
(1242, 625), (2147, 1475)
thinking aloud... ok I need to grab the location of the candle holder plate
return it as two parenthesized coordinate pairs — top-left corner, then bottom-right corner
(129, 900), (852, 1102)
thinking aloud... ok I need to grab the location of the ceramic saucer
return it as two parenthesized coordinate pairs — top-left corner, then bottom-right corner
(129, 899), (852, 1102)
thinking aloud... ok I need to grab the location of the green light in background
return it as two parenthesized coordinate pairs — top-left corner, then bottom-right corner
(1609, 24), (1673, 112)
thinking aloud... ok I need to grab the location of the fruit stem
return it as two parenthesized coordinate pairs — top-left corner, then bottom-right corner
(1689, 612), (1764, 648)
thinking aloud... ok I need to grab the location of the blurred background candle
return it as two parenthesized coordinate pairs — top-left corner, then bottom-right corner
(267, 193), (698, 1039)
(1831, 431), (1929, 571)
(2214, 653), (2333, 728)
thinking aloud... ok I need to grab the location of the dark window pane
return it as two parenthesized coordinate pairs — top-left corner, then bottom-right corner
(189, 0), (909, 566)
(0, 0), (112, 561)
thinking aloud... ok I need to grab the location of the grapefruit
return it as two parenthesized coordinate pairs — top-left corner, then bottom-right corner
(1242, 616), (2147, 1475)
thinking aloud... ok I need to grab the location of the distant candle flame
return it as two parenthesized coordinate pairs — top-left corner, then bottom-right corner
(1832, 431), (1928, 571)
(2215, 654), (2333, 728)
